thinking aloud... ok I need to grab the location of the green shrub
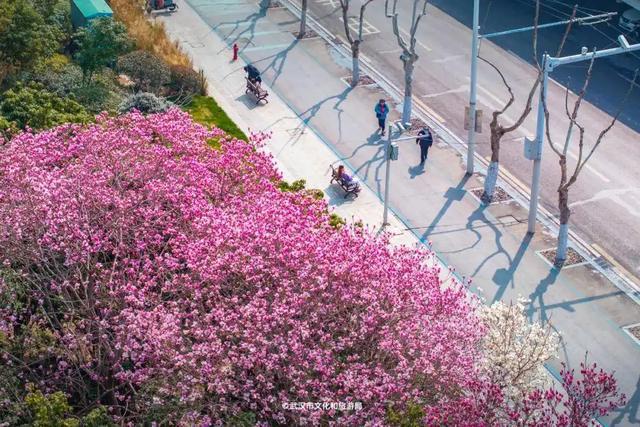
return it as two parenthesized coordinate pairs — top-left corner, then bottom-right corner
(119, 92), (173, 114)
(73, 17), (132, 83)
(73, 69), (123, 113)
(24, 389), (78, 427)
(386, 402), (425, 427)
(0, 0), (58, 70)
(117, 50), (170, 94)
(0, 115), (17, 141)
(167, 65), (207, 102)
(0, 83), (90, 130)
(328, 213), (346, 229)
(278, 179), (307, 192)
(23, 388), (114, 427)
(31, 63), (83, 97)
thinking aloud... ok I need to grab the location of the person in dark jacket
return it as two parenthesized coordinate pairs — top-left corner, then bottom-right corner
(374, 99), (389, 136)
(416, 127), (433, 165)
(244, 64), (262, 85)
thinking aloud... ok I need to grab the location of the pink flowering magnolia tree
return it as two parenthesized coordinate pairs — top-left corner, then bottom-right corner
(426, 361), (625, 426)
(0, 110), (485, 424)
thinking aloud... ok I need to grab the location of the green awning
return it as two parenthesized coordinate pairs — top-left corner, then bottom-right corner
(72, 0), (113, 19)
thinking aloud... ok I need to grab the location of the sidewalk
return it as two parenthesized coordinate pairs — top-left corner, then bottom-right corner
(157, 2), (640, 425)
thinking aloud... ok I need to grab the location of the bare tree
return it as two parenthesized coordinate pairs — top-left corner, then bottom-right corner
(542, 55), (638, 266)
(339, 0), (375, 87)
(385, 0), (428, 123)
(298, 0), (308, 39)
(479, 2), (575, 203)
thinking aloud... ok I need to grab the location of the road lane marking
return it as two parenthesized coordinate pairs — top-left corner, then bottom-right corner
(422, 85), (467, 98)
(565, 149), (611, 183)
(242, 43), (294, 52)
(570, 188), (640, 217)
(316, 0), (340, 8)
(378, 48), (402, 54)
(399, 28), (432, 52)
(431, 54), (466, 64)
(338, 16), (379, 35)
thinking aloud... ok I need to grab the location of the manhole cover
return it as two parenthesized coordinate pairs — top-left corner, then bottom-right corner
(496, 215), (519, 226)
(538, 246), (586, 268)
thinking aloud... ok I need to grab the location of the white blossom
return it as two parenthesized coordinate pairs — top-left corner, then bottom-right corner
(479, 298), (559, 401)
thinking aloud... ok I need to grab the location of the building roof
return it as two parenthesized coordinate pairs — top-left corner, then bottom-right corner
(72, 0), (113, 19)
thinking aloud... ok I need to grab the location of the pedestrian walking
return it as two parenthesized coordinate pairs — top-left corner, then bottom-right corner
(416, 127), (433, 165)
(374, 99), (389, 136)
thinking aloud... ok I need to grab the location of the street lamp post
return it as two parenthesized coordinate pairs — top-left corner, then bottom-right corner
(527, 36), (640, 233)
(466, 0), (480, 175)
(382, 122), (417, 226)
(467, 3), (614, 178)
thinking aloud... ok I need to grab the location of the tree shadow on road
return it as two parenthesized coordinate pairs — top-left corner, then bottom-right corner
(611, 376), (640, 426)
(491, 232), (532, 303)
(526, 267), (561, 324)
(419, 174), (469, 243)
(212, 0), (271, 51)
(256, 38), (300, 85)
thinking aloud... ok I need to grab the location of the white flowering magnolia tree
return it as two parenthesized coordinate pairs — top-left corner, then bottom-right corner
(480, 298), (559, 401)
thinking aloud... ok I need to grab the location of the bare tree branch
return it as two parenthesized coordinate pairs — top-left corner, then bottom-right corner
(573, 67), (639, 182)
(555, 5), (577, 58)
(478, 55), (515, 116)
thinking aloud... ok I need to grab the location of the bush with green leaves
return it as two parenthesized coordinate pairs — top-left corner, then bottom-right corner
(30, 63), (83, 97)
(73, 69), (124, 113)
(73, 17), (132, 83)
(117, 50), (170, 94)
(0, 83), (91, 130)
(118, 92), (173, 114)
(0, 0), (58, 71)
(0, 116), (17, 141)
(167, 65), (207, 101)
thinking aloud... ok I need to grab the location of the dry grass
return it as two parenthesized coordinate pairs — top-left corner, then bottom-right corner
(108, 0), (192, 68)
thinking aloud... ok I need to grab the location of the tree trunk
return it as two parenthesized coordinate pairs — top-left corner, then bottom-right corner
(351, 42), (360, 87)
(298, 0), (308, 39)
(483, 162), (499, 203)
(402, 57), (414, 123)
(482, 124), (502, 203)
(555, 186), (570, 265)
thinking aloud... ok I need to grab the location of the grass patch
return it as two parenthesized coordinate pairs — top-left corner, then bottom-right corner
(185, 95), (247, 141)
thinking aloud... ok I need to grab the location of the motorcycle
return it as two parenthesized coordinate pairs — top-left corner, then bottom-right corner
(146, 0), (177, 13)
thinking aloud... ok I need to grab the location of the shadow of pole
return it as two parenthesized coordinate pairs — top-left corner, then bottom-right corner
(491, 233), (533, 303)
(419, 174), (469, 242)
(526, 267), (561, 323)
(611, 376), (640, 426)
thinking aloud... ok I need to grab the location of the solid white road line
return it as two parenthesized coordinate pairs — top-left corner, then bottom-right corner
(422, 85), (467, 98)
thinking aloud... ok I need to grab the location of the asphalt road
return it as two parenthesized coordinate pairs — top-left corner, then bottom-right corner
(303, 0), (640, 280)
(171, 0), (640, 423)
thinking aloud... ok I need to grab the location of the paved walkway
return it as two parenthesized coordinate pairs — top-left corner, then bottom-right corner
(157, 2), (640, 425)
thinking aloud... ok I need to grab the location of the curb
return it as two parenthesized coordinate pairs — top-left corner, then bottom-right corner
(277, 0), (640, 307)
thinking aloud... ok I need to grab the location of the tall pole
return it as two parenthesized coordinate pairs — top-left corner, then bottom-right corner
(466, 0), (480, 175)
(527, 54), (549, 234)
(382, 125), (392, 226)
